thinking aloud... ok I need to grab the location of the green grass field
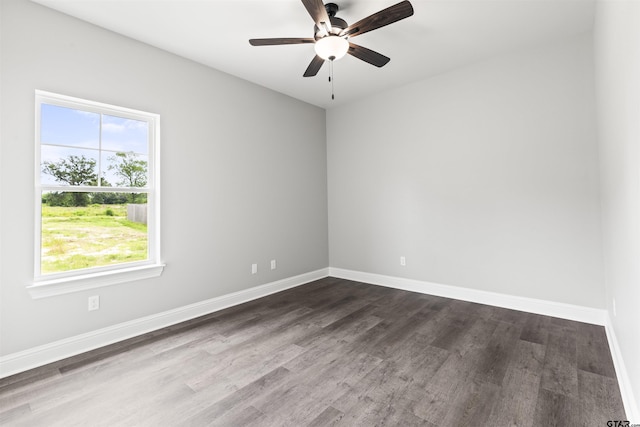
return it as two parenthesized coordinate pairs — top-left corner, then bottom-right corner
(41, 204), (148, 274)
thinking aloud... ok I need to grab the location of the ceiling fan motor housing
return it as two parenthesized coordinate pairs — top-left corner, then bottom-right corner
(314, 3), (348, 40)
(249, 0), (414, 77)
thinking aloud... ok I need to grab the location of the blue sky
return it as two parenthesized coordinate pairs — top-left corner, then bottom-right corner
(40, 104), (148, 187)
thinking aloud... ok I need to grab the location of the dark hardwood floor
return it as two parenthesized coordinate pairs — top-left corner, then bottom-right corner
(0, 277), (626, 426)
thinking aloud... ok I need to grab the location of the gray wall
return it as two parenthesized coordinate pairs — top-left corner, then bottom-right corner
(594, 0), (640, 416)
(0, 0), (328, 355)
(327, 33), (604, 308)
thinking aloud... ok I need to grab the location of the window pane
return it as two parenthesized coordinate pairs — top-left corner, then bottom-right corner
(101, 114), (148, 155)
(102, 152), (149, 188)
(41, 104), (99, 149)
(41, 146), (100, 186)
(41, 193), (148, 274)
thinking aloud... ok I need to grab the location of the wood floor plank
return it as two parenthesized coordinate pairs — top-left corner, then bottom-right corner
(0, 277), (626, 426)
(532, 388), (580, 427)
(368, 308), (439, 360)
(473, 320), (522, 385)
(181, 366), (292, 426)
(486, 305), (530, 326)
(6, 342), (175, 416)
(340, 399), (434, 427)
(441, 380), (501, 426)
(371, 290), (435, 319)
(540, 332), (579, 398)
(549, 316), (579, 334)
(331, 338), (449, 416)
(576, 322), (617, 378)
(0, 365), (62, 393)
(253, 351), (383, 425)
(428, 312), (473, 351)
(485, 339), (545, 427)
(332, 359), (412, 414)
(294, 303), (383, 348)
(520, 312), (550, 345)
(396, 342), (451, 389)
(306, 405), (345, 427)
(577, 369), (626, 425)
(448, 317), (500, 357)
(0, 403), (31, 425)
(409, 349), (485, 423)
(200, 306), (317, 359)
(185, 342), (306, 395)
(207, 405), (265, 427)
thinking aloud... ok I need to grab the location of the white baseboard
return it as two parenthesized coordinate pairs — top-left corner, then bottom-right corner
(329, 268), (607, 325)
(604, 316), (639, 423)
(0, 268), (329, 379)
(4, 266), (635, 422)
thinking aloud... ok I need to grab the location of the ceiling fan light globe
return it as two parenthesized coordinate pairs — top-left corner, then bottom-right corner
(314, 36), (348, 61)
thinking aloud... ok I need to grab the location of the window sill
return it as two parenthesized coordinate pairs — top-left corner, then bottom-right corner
(28, 264), (165, 299)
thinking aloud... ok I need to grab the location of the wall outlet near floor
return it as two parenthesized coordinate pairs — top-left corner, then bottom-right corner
(88, 295), (100, 311)
(251, 263), (258, 274)
(612, 298), (617, 317)
(400, 256), (406, 266)
(270, 259), (277, 270)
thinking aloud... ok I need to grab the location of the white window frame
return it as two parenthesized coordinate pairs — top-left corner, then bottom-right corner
(29, 90), (163, 298)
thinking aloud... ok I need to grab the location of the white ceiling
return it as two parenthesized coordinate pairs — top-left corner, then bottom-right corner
(32, 0), (595, 109)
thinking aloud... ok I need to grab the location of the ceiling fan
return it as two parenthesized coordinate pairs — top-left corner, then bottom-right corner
(249, 0), (414, 78)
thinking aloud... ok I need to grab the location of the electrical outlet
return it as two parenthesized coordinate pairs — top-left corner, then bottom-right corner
(400, 256), (406, 266)
(88, 295), (100, 311)
(271, 259), (277, 270)
(251, 263), (258, 274)
(613, 298), (617, 317)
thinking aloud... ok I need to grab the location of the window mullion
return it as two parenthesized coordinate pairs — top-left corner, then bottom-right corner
(99, 113), (103, 187)
(39, 185), (150, 193)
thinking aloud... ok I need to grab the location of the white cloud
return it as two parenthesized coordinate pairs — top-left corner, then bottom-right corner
(102, 122), (126, 133)
(101, 118), (147, 134)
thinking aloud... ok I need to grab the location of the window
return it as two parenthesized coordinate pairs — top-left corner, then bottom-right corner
(31, 91), (163, 297)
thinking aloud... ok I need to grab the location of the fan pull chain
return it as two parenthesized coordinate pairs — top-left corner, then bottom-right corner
(329, 59), (335, 100)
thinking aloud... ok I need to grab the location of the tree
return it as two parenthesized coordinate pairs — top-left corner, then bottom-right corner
(42, 155), (97, 206)
(42, 191), (72, 207)
(90, 191), (128, 205)
(108, 152), (148, 203)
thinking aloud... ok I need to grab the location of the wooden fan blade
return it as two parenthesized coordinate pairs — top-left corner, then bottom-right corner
(341, 0), (414, 38)
(301, 0), (332, 30)
(348, 43), (390, 67)
(249, 38), (315, 46)
(303, 55), (325, 77)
